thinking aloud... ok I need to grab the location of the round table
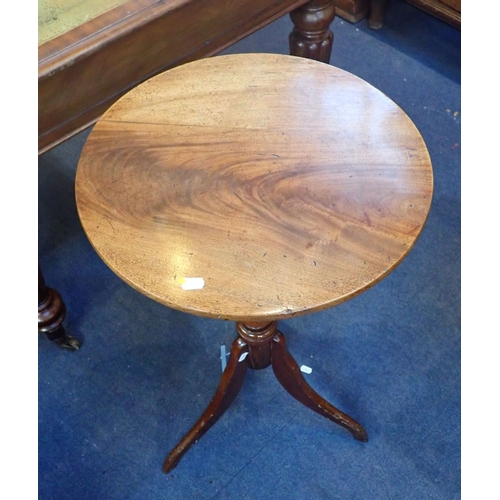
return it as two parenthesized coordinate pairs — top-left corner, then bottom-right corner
(75, 53), (433, 473)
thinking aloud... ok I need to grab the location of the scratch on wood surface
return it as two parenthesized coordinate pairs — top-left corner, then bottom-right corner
(103, 215), (116, 235)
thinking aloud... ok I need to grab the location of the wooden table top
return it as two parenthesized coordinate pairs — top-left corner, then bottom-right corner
(75, 53), (433, 322)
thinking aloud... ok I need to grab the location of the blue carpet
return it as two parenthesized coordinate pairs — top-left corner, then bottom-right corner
(38, 1), (460, 498)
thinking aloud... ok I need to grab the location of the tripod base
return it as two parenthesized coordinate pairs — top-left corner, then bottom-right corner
(163, 321), (367, 473)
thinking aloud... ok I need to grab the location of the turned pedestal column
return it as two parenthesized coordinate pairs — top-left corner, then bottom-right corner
(290, 0), (336, 63)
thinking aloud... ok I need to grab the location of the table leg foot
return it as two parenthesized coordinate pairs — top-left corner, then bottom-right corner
(163, 337), (249, 473)
(38, 266), (81, 351)
(368, 0), (389, 30)
(271, 331), (368, 442)
(45, 325), (82, 351)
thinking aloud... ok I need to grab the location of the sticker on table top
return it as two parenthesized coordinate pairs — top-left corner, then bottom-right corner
(179, 277), (205, 290)
(300, 365), (312, 374)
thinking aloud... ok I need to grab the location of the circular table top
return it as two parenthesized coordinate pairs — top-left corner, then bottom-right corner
(76, 53), (433, 322)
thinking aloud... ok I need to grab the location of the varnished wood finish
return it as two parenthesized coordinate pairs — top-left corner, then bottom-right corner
(272, 331), (367, 441)
(368, 0), (461, 31)
(76, 54), (433, 323)
(38, 267), (81, 350)
(289, 0), (336, 63)
(236, 321), (277, 369)
(38, 0), (334, 154)
(404, 0), (460, 29)
(76, 53), (432, 473)
(336, 0), (460, 28)
(38, 1), (337, 352)
(334, 0), (370, 23)
(163, 335), (249, 473)
(164, 321), (366, 473)
(38, 267), (65, 333)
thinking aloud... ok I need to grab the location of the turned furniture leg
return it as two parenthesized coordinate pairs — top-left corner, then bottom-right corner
(289, 0), (336, 63)
(368, 0), (389, 29)
(272, 331), (368, 442)
(38, 266), (81, 351)
(163, 336), (249, 473)
(163, 321), (366, 473)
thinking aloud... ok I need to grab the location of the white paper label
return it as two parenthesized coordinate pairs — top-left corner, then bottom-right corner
(180, 277), (205, 290)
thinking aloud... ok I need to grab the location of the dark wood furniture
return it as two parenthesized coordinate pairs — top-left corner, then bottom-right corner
(38, 267), (80, 350)
(369, 0), (461, 29)
(74, 53), (433, 472)
(38, 0), (336, 349)
(38, 0), (336, 154)
(334, 0), (371, 22)
(330, 0), (460, 29)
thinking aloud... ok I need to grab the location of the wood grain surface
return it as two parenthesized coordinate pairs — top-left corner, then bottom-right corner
(75, 54), (433, 321)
